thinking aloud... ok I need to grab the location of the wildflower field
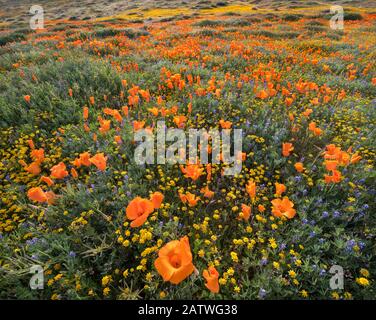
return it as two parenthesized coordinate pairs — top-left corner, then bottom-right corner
(0, 1), (375, 300)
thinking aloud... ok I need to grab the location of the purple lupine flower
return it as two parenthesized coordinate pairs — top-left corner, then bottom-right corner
(333, 211), (341, 218)
(258, 288), (267, 299)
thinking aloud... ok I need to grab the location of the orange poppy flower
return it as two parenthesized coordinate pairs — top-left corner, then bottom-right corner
(324, 144), (341, 160)
(27, 139), (35, 150)
(150, 192), (164, 209)
(246, 180), (256, 200)
(256, 90), (268, 99)
(313, 127), (322, 136)
(79, 152), (92, 167)
(112, 110), (123, 123)
(258, 204), (266, 212)
(179, 192), (200, 207)
(338, 150), (350, 166)
(148, 107), (159, 116)
(122, 105), (129, 117)
(31, 149), (45, 163)
(271, 197), (296, 219)
(72, 157), (81, 168)
(203, 266), (220, 293)
(133, 120), (145, 131)
(308, 122), (317, 131)
(71, 168), (78, 179)
(154, 236), (195, 284)
(236, 151), (246, 162)
(240, 204), (251, 221)
(201, 186), (214, 199)
(89, 153), (107, 171)
(83, 106), (89, 120)
(275, 182), (286, 196)
(325, 160), (338, 171)
(219, 119), (232, 129)
(180, 164), (204, 181)
(170, 106), (178, 115)
(89, 96), (95, 105)
(99, 119), (111, 134)
(114, 135), (122, 144)
(173, 115), (187, 128)
(324, 170), (342, 183)
(25, 162), (41, 176)
(282, 143), (294, 157)
(160, 107), (170, 117)
(294, 162), (305, 173)
(302, 109), (313, 117)
(126, 197), (154, 228)
(206, 164), (212, 181)
(103, 108), (114, 116)
(50, 162), (68, 179)
(40, 176), (54, 186)
(157, 96), (164, 105)
(24, 95), (31, 103)
(27, 187), (48, 203)
(350, 153), (361, 164)
(45, 191), (57, 205)
(338, 90), (346, 100)
(285, 97), (293, 107)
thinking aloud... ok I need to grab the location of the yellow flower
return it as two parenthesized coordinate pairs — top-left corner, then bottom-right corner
(300, 290), (308, 298)
(269, 238), (277, 249)
(344, 292), (352, 300)
(227, 267), (235, 276)
(103, 287), (110, 296)
(288, 270), (296, 278)
(356, 277), (370, 286)
(51, 293), (60, 300)
(360, 268), (369, 278)
(101, 275), (112, 287)
(331, 292), (340, 300)
(230, 252), (239, 263)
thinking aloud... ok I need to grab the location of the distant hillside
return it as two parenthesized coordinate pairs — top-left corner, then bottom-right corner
(1, 0), (375, 28)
